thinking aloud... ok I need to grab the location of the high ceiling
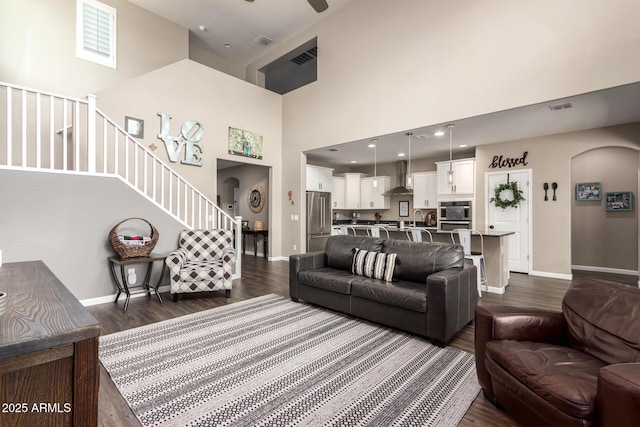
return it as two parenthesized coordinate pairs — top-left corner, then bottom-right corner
(127, 0), (354, 65)
(128, 0), (640, 168)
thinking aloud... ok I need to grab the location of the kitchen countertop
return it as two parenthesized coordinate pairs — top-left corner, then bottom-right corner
(334, 223), (513, 237)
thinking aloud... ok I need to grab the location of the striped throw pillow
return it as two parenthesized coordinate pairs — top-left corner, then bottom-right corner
(351, 248), (397, 282)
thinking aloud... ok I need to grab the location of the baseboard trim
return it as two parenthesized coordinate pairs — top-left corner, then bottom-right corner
(485, 285), (506, 295)
(571, 265), (639, 276)
(81, 285), (171, 306)
(530, 270), (573, 281)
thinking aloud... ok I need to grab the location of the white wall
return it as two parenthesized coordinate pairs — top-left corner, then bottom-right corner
(95, 60), (284, 256)
(0, 169), (186, 300)
(246, 0), (640, 275)
(0, 0), (188, 97)
(474, 123), (640, 276)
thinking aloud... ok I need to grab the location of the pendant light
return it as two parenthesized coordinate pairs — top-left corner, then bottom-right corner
(369, 139), (378, 191)
(447, 124), (455, 185)
(406, 132), (413, 190)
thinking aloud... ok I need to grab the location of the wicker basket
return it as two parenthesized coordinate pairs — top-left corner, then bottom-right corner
(108, 218), (159, 259)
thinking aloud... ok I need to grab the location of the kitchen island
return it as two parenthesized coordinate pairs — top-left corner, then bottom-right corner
(337, 223), (512, 294)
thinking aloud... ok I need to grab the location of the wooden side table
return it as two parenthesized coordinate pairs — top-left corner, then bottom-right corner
(242, 229), (268, 258)
(108, 253), (167, 311)
(0, 261), (100, 426)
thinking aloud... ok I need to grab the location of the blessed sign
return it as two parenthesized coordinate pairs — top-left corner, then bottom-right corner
(489, 151), (528, 169)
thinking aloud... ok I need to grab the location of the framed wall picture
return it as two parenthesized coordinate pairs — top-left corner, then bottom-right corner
(399, 201), (409, 217)
(125, 116), (144, 138)
(576, 182), (601, 200)
(605, 191), (633, 211)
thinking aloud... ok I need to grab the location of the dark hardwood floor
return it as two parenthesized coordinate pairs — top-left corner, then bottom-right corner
(88, 256), (638, 427)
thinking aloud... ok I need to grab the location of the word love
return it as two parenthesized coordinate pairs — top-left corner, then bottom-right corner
(489, 151), (528, 169)
(157, 113), (204, 166)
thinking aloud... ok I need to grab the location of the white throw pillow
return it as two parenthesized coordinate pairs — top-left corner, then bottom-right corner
(351, 248), (397, 282)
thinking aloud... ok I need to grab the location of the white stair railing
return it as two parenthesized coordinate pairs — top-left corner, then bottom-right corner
(0, 81), (242, 276)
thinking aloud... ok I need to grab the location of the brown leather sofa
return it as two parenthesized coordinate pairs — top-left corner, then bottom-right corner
(475, 278), (640, 427)
(290, 235), (478, 346)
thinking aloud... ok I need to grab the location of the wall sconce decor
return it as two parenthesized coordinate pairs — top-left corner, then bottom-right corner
(543, 183), (549, 201)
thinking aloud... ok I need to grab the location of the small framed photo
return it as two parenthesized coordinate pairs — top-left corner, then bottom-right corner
(605, 191), (633, 211)
(125, 116), (144, 138)
(576, 182), (601, 201)
(399, 201), (409, 217)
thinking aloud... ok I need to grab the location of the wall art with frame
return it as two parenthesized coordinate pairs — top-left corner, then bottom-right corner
(399, 201), (409, 217)
(605, 191), (633, 211)
(228, 127), (263, 159)
(575, 182), (601, 201)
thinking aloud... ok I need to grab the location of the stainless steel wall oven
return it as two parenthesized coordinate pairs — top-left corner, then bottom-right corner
(439, 201), (472, 230)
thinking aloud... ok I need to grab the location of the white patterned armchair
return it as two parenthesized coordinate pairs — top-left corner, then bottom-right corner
(165, 229), (236, 301)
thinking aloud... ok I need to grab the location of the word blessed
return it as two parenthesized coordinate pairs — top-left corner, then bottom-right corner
(157, 113), (204, 166)
(2, 402), (72, 413)
(489, 151), (528, 169)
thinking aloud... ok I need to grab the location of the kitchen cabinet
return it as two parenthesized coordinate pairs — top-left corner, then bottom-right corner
(306, 165), (333, 192)
(332, 176), (345, 209)
(436, 159), (475, 196)
(412, 171), (437, 209)
(360, 176), (390, 209)
(344, 173), (365, 209)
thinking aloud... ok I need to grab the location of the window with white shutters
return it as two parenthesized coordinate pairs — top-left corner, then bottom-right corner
(76, 0), (117, 68)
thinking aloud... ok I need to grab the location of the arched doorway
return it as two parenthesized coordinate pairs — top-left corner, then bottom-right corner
(571, 146), (639, 276)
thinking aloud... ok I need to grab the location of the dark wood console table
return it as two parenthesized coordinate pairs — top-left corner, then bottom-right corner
(242, 229), (268, 258)
(0, 261), (100, 426)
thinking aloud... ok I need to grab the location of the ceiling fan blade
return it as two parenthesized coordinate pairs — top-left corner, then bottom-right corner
(307, 0), (329, 13)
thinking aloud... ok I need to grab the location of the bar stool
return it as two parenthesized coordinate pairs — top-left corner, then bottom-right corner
(405, 228), (433, 242)
(451, 229), (486, 297)
(339, 225), (357, 235)
(367, 225), (389, 238)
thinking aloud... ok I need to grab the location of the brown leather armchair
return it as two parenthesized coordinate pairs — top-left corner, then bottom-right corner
(475, 278), (640, 427)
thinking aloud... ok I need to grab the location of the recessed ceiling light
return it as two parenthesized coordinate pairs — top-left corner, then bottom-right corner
(459, 144), (468, 148)
(434, 130), (445, 137)
(350, 160), (357, 163)
(198, 25), (207, 32)
(224, 43), (231, 48)
(367, 143), (376, 148)
(398, 153), (406, 157)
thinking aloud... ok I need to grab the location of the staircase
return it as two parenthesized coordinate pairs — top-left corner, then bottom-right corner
(0, 81), (242, 277)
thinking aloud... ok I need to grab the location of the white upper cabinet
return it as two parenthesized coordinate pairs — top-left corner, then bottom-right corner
(306, 165), (333, 192)
(344, 173), (364, 209)
(436, 159), (475, 196)
(412, 171), (437, 209)
(360, 176), (390, 209)
(332, 176), (345, 209)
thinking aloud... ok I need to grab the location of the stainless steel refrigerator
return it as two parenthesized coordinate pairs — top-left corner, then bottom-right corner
(307, 191), (332, 252)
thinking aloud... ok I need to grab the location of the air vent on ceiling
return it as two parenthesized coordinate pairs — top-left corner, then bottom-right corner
(549, 102), (573, 111)
(254, 35), (274, 46)
(291, 47), (317, 65)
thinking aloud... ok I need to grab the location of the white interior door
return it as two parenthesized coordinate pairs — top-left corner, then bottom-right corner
(486, 170), (531, 273)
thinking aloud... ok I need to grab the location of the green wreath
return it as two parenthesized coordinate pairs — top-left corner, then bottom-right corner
(490, 181), (525, 209)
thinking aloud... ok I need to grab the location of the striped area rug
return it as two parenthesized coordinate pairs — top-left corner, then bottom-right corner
(99, 294), (480, 426)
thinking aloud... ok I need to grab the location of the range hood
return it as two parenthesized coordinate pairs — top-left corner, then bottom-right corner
(383, 160), (413, 196)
